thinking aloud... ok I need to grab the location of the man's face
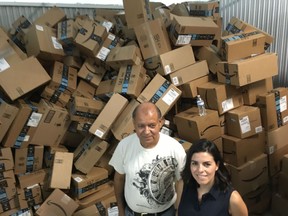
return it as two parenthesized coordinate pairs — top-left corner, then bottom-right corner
(133, 107), (162, 148)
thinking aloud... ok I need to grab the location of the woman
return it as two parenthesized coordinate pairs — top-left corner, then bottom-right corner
(176, 139), (248, 216)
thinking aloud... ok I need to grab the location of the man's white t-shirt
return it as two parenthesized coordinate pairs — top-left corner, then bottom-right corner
(109, 132), (186, 213)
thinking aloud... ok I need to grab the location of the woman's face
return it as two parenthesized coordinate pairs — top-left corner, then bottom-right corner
(190, 152), (219, 187)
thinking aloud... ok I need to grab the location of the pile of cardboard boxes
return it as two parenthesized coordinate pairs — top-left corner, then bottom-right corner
(0, 0), (288, 215)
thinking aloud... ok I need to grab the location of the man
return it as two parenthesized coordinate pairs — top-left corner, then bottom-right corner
(109, 102), (186, 216)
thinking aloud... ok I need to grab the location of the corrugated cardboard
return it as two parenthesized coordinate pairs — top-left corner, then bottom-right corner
(41, 86), (71, 108)
(89, 93), (128, 139)
(57, 19), (78, 45)
(35, 188), (79, 216)
(174, 106), (221, 142)
(0, 57), (51, 101)
(73, 135), (109, 174)
(17, 184), (43, 209)
(225, 105), (263, 139)
(217, 52), (278, 87)
(187, 0), (220, 18)
(0, 148), (14, 171)
(49, 152), (73, 189)
(34, 6), (66, 28)
(73, 80), (97, 100)
(137, 74), (182, 116)
(179, 75), (210, 98)
(17, 169), (48, 189)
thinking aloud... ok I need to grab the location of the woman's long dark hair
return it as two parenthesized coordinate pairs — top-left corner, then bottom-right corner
(181, 139), (232, 192)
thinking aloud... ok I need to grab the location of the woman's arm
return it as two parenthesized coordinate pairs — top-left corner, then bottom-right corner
(229, 190), (248, 216)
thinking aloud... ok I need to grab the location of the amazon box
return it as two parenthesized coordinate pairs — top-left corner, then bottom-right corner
(41, 86), (71, 108)
(225, 105), (262, 139)
(179, 75), (210, 98)
(73, 80), (97, 100)
(73, 135), (109, 174)
(227, 154), (269, 196)
(256, 87), (288, 131)
(57, 19), (78, 45)
(71, 167), (109, 199)
(0, 99), (19, 143)
(89, 93), (128, 139)
(0, 57), (51, 101)
(34, 6), (66, 28)
(187, 1), (220, 18)
(197, 81), (243, 115)
(137, 74), (182, 116)
(219, 31), (266, 62)
(25, 25), (65, 61)
(49, 152), (73, 189)
(217, 52), (278, 87)
(222, 132), (265, 167)
(36, 188), (79, 216)
(174, 107), (221, 143)
(74, 20), (108, 58)
(169, 15), (218, 47)
(17, 183), (43, 209)
(0, 148), (14, 171)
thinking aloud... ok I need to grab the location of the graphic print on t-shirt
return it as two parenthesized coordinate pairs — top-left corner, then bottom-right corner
(132, 155), (178, 206)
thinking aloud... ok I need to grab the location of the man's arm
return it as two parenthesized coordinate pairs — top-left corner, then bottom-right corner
(114, 171), (126, 216)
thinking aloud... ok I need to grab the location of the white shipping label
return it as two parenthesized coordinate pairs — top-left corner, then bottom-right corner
(239, 116), (251, 134)
(108, 206), (119, 216)
(222, 98), (234, 112)
(27, 112), (43, 127)
(51, 36), (63, 50)
(103, 21), (113, 32)
(19, 211), (32, 216)
(95, 129), (104, 138)
(255, 126), (263, 133)
(176, 35), (191, 45)
(283, 116), (288, 124)
(108, 33), (116, 40)
(36, 25), (44, 31)
(24, 135), (30, 142)
(74, 177), (83, 183)
(96, 47), (110, 61)
(0, 58), (10, 72)
(172, 77), (179, 85)
(164, 65), (172, 74)
(162, 88), (179, 106)
(280, 96), (287, 112)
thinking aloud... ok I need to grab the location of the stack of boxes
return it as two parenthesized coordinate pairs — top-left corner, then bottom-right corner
(0, 0), (287, 215)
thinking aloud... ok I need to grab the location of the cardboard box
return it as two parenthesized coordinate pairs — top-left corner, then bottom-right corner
(111, 99), (140, 141)
(152, 4), (172, 28)
(123, 0), (152, 29)
(68, 96), (105, 123)
(73, 80), (97, 100)
(48, 61), (78, 95)
(170, 3), (190, 16)
(34, 6), (66, 28)
(14, 145), (44, 175)
(179, 75), (210, 98)
(187, 0), (220, 18)
(105, 44), (143, 70)
(2, 99), (34, 148)
(282, 154), (288, 175)
(30, 99), (71, 147)
(0, 148), (14, 172)
(271, 193), (288, 216)
(197, 81), (243, 115)
(74, 20), (108, 57)
(57, 19), (78, 45)
(44, 145), (69, 168)
(217, 52), (278, 87)
(17, 169), (48, 189)
(219, 31), (266, 62)
(169, 60), (209, 86)
(169, 15), (219, 46)
(75, 181), (114, 209)
(17, 183), (43, 209)
(0, 56), (51, 101)
(225, 105), (262, 139)
(265, 123), (288, 155)
(134, 18), (171, 60)
(174, 107), (221, 143)
(137, 74), (182, 116)
(25, 25), (65, 61)
(222, 132), (265, 167)
(0, 188), (18, 214)
(77, 58), (107, 88)
(0, 39), (23, 71)
(256, 87), (288, 131)
(0, 99), (19, 143)
(173, 137), (193, 152)
(94, 15), (115, 32)
(71, 167), (109, 199)
(95, 79), (116, 100)
(277, 172), (288, 198)
(194, 45), (222, 74)
(243, 183), (271, 215)
(41, 86), (71, 108)
(49, 152), (73, 189)
(268, 144), (288, 176)
(240, 78), (273, 105)
(223, 16), (273, 50)
(89, 93), (128, 139)
(227, 154), (269, 196)
(114, 64), (146, 98)
(73, 135), (109, 174)
(36, 188), (79, 216)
